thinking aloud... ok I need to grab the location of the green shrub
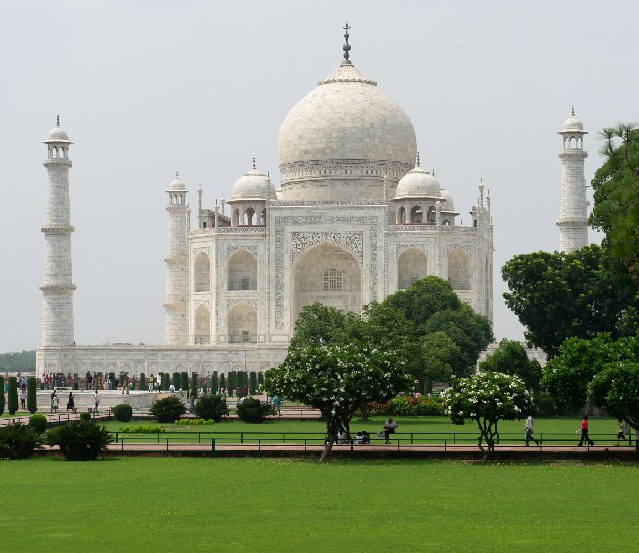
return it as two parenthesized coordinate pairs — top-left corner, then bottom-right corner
(181, 372), (189, 393)
(190, 373), (197, 398)
(0, 376), (5, 415)
(249, 372), (257, 395)
(258, 372), (264, 387)
(113, 403), (133, 422)
(236, 397), (274, 423)
(80, 412), (92, 422)
(211, 371), (218, 394)
(174, 418), (215, 426)
(0, 423), (41, 459)
(27, 377), (37, 413)
(368, 397), (445, 417)
(47, 421), (113, 461)
(151, 396), (186, 423)
(7, 377), (18, 415)
(162, 373), (170, 391)
(139, 373), (146, 389)
(118, 425), (165, 433)
(228, 371), (236, 396)
(28, 414), (48, 434)
(195, 395), (229, 422)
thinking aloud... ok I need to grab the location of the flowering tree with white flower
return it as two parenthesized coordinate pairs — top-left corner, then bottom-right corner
(441, 372), (531, 461)
(264, 342), (411, 462)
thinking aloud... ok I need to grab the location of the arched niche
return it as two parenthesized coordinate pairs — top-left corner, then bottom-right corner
(228, 250), (257, 291)
(227, 303), (257, 343)
(194, 304), (210, 344)
(194, 252), (210, 292)
(292, 242), (362, 323)
(410, 205), (423, 224)
(448, 249), (471, 290)
(398, 248), (428, 290)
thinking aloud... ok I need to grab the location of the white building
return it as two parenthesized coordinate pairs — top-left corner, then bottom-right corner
(36, 31), (494, 378)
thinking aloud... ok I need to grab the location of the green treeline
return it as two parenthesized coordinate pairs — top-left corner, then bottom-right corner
(0, 350), (36, 372)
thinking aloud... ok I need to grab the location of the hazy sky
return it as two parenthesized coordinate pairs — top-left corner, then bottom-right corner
(1, 0), (636, 353)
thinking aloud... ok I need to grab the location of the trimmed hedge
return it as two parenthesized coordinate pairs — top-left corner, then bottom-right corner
(190, 373), (197, 398)
(249, 372), (257, 395)
(27, 377), (37, 414)
(174, 418), (215, 426)
(368, 397), (445, 417)
(0, 423), (41, 459)
(181, 372), (189, 393)
(7, 377), (18, 415)
(118, 425), (165, 433)
(139, 373), (146, 389)
(162, 373), (170, 391)
(28, 414), (48, 434)
(220, 373), (226, 392)
(237, 397), (274, 423)
(151, 396), (186, 423)
(47, 421), (113, 461)
(211, 371), (218, 394)
(113, 403), (133, 422)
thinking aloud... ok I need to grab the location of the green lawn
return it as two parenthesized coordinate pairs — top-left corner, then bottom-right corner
(104, 416), (623, 446)
(2, 457), (637, 553)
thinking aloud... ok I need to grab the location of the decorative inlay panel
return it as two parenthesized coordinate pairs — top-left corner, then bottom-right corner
(227, 245), (258, 257)
(290, 232), (362, 265)
(226, 298), (258, 311)
(396, 243), (428, 258)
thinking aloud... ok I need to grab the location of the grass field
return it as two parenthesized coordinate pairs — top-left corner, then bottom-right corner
(103, 416), (624, 446)
(2, 457), (637, 553)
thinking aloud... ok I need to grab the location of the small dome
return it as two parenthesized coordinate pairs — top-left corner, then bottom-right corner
(231, 166), (273, 200)
(168, 175), (186, 191)
(394, 166), (440, 199)
(562, 114), (584, 132)
(438, 187), (455, 211)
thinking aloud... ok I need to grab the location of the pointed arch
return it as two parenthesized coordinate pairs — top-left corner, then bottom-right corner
(227, 302), (257, 343)
(397, 206), (406, 224)
(398, 248), (428, 290)
(194, 252), (210, 292)
(194, 304), (211, 344)
(410, 205), (423, 224)
(228, 249), (257, 290)
(448, 249), (471, 290)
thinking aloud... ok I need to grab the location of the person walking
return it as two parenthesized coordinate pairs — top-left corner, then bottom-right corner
(524, 415), (539, 446)
(93, 390), (100, 414)
(578, 415), (595, 447)
(66, 392), (75, 412)
(19, 389), (26, 410)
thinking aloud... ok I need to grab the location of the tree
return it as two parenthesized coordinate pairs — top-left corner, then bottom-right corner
(27, 377), (37, 414)
(542, 334), (639, 410)
(0, 375), (4, 415)
(264, 341), (411, 462)
(479, 339), (542, 392)
(441, 372), (531, 461)
(195, 394), (229, 422)
(502, 245), (639, 358)
(419, 332), (460, 390)
(150, 396), (186, 423)
(588, 362), (639, 447)
(590, 124), (639, 285)
(7, 377), (18, 415)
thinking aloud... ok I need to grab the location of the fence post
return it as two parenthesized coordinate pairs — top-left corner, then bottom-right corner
(211, 438), (216, 459)
(240, 432), (244, 444)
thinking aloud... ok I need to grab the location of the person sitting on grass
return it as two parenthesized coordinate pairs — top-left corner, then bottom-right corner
(361, 430), (370, 444)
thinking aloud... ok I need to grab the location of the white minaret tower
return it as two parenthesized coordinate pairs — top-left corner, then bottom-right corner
(557, 108), (589, 252)
(41, 116), (76, 346)
(164, 173), (189, 345)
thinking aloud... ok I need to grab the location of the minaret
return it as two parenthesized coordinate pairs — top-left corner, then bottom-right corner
(557, 108), (588, 252)
(41, 116), (76, 346)
(164, 172), (189, 345)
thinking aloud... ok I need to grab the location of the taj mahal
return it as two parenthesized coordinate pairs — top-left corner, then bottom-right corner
(35, 27), (588, 378)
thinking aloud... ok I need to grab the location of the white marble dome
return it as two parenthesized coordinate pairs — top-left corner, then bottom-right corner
(278, 62), (416, 166)
(439, 187), (456, 211)
(562, 113), (584, 132)
(168, 175), (186, 191)
(231, 166), (274, 200)
(47, 124), (70, 142)
(394, 166), (440, 198)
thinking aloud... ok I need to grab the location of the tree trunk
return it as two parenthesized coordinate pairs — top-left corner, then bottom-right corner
(359, 403), (369, 421)
(319, 414), (339, 463)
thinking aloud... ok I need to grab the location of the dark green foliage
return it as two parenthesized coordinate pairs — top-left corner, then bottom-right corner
(109, 372), (116, 386)
(172, 372), (180, 389)
(27, 377), (37, 413)
(80, 412), (92, 422)
(368, 397), (445, 416)
(0, 350), (35, 372)
(236, 397), (274, 423)
(479, 339), (542, 392)
(162, 373), (170, 391)
(46, 421), (113, 461)
(228, 371), (237, 395)
(28, 414), (48, 434)
(190, 372), (197, 398)
(0, 423), (41, 459)
(113, 403), (133, 422)
(258, 372), (264, 387)
(249, 372), (257, 394)
(220, 373), (226, 391)
(194, 395), (229, 422)
(0, 376), (5, 415)
(589, 362), (639, 431)
(181, 372), (189, 393)
(7, 377), (18, 415)
(211, 371), (218, 394)
(150, 396), (186, 423)
(139, 373), (146, 389)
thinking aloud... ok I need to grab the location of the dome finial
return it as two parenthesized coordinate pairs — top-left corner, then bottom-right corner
(342, 22), (352, 63)
(252, 157), (256, 169)
(176, 171), (179, 178)
(416, 151), (420, 167)
(571, 105), (575, 116)
(56, 114), (60, 127)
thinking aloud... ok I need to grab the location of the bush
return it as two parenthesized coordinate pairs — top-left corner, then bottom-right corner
(118, 425), (165, 433)
(181, 372), (189, 393)
(211, 371), (218, 394)
(47, 421), (113, 461)
(174, 418), (215, 426)
(368, 397), (445, 417)
(162, 373), (170, 391)
(195, 395), (229, 422)
(113, 403), (133, 422)
(151, 396), (186, 423)
(0, 423), (41, 459)
(249, 372), (257, 395)
(7, 377), (18, 415)
(80, 412), (92, 422)
(28, 414), (48, 434)
(236, 397), (274, 423)
(0, 376), (5, 415)
(27, 377), (37, 414)
(139, 373), (146, 389)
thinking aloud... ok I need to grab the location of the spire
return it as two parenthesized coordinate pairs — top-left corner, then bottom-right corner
(252, 157), (256, 169)
(416, 152), (420, 167)
(342, 22), (352, 64)
(432, 169), (436, 177)
(176, 171), (179, 178)
(56, 114), (60, 127)
(571, 105), (575, 116)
